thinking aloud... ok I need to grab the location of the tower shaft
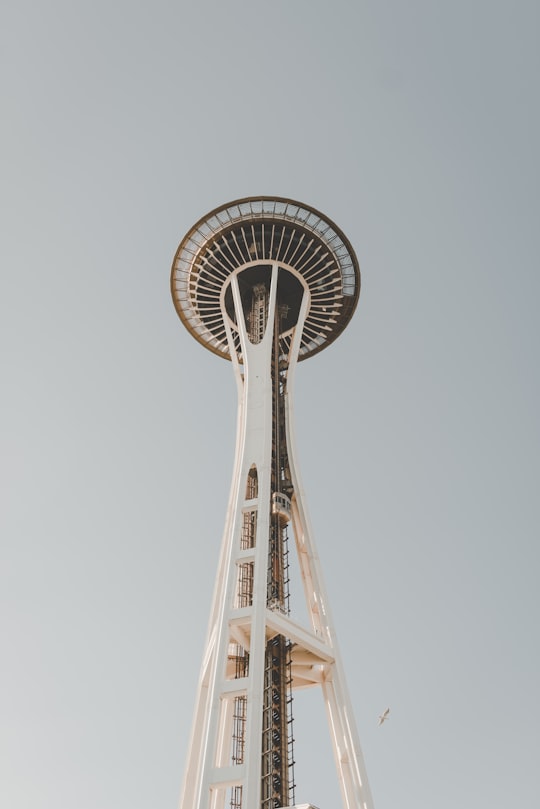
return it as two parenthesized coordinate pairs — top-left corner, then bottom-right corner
(178, 262), (374, 809)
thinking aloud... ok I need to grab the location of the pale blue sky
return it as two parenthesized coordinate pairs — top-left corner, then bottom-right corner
(2, 2), (539, 808)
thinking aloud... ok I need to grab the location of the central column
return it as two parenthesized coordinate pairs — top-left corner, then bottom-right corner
(193, 263), (301, 809)
(225, 264), (296, 809)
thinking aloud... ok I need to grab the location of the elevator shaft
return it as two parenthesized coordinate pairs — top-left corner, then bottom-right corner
(248, 280), (295, 809)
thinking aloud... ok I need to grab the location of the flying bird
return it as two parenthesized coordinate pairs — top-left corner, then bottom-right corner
(378, 708), (390, 726)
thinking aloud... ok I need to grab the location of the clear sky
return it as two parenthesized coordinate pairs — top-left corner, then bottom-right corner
(2, 2), (539, 808)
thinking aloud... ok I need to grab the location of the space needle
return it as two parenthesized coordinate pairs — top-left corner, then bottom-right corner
(171, 197), (374, 809)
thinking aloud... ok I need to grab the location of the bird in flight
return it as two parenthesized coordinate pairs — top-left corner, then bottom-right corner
(378, 708), (390, 726)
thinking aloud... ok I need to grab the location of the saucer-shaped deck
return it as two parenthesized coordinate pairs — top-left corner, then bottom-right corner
(171, 197), (360, 361)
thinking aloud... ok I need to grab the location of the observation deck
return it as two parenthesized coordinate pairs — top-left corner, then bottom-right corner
(171, 197), (360, 362)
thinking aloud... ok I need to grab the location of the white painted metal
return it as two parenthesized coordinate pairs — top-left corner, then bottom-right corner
(178, 254), (374, 809)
